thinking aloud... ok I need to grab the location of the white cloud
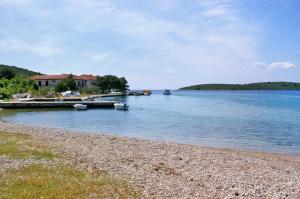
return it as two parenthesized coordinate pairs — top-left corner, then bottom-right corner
(0, 0), (273, 87)
(63, 0), (258, 61)
(255, 61), (296, 70)
(203, 5), (229, 17)
(269, 62), (296, 69)
(83, 53), (108, 62)
(0, 38), (62, 58)
(0, 0), (33, 6)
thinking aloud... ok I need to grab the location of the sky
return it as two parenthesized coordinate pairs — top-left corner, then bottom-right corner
(0, 0), (299, 89)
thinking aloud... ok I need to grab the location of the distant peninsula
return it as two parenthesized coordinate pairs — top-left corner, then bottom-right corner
(180, 82), (300, 90)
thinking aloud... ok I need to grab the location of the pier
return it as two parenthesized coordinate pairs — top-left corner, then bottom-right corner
(0, 101), (117, 109)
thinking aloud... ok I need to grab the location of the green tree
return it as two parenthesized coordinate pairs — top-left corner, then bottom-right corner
(119, 77), (129, 92)
(55, 74), (78, 92)
(95, 75), (129, 93)
(0, 68), (16, 80)
(109, 76), (122, 90)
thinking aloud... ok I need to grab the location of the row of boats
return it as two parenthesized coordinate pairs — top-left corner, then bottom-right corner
(73, 90), (171, 111)
(129, 89), (172, 96)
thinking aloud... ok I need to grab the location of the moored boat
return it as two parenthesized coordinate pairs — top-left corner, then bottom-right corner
(114, 103), (129, 110)
(143, 90), (152, 96)
(163, 89), (171, 95)
(73, 104), (87, 110)
(134, 92), (143, 96)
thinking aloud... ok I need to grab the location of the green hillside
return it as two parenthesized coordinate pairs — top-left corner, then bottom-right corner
(180, 82), (300, 90)
(0, 64), (42, 77)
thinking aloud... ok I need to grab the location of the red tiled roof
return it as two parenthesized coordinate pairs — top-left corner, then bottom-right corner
(31, 74), (97, 81)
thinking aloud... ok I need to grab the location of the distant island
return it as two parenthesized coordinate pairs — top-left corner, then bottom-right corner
(180, 82), (300, 90)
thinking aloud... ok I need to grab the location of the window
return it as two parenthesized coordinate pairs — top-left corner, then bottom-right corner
(52, 80), (56, 83)
(38, 81), (42, 86)
(45, 81), (49, 86)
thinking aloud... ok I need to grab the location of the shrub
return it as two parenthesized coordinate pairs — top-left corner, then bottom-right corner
(80, 86), (100, 95)
(31, 87), (59, 98)
(55, 74), (78, 92)
(0, 77), (38, 99)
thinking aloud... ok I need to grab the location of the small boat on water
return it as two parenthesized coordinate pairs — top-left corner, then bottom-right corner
(143, 90), (152, 96)
(163, 89), (171, 95)
(73, 104), (87, 110)
(114, 103), (129, 110)
(134, 92), (143, 96)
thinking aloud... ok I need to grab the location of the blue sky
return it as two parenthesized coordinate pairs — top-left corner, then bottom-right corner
(0, 0), (299, 89)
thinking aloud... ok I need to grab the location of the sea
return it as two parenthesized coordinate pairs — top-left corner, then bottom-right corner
(2, 90), (300, 154)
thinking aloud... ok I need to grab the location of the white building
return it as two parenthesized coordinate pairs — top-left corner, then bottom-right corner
(31, 74), (98, 88)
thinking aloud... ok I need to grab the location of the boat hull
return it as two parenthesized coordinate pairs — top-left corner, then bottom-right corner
(73, 104), (87, 110)
(114, 103), (129, 110)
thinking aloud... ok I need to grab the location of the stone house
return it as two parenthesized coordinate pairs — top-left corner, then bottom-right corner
(31, 74), (98, 88)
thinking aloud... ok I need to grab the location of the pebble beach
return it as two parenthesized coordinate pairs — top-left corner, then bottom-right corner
(1, 120), (300, 198)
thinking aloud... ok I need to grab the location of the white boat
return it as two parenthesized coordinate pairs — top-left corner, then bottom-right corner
(17, 98), (34, 102)
(62, 91), (80, 97)
(114, 103), (129, 110)
(163, 89), (171, 95)
(73, 104), (87, 110)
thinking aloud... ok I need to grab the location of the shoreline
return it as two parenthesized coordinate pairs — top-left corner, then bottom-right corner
(2, 119), (300, 157)
(1, 120), (300, 198)
(2, 113), (299, 157)
(2, 117), (300, 157)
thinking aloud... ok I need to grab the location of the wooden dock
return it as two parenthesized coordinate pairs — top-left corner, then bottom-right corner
(0, 101), (117, 109)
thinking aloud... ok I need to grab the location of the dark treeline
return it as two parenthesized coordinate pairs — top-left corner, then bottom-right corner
(180, 82), (300, 90)
(0, 64), (42, 78)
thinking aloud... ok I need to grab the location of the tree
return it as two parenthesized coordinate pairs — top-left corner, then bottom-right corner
(109, 76), (122, 90)
(95, 75), (129, 93)
(95, 75), (114, 93)
(95, 76), (108, 93)
(55, 82), (68, 93)
(55, 74), (78, 92)
(119, 77), (129, 92)
(0, 68), (16, 80)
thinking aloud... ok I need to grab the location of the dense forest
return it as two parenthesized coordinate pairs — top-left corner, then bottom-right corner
(180, 82), (300, 90)
(0, 64), (42, 77)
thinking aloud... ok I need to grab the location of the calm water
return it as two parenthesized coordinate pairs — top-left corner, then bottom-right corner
(2, 90), (300, 154)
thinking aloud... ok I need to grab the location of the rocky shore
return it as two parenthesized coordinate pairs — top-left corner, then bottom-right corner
(1, 120), (300, 198)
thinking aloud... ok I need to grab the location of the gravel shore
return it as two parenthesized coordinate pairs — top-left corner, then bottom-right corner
(1, 121), (300, 198)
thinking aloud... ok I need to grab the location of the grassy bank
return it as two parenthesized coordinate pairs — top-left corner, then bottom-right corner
(0, 132), (55, 160)
(0, 131), (140, 199)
